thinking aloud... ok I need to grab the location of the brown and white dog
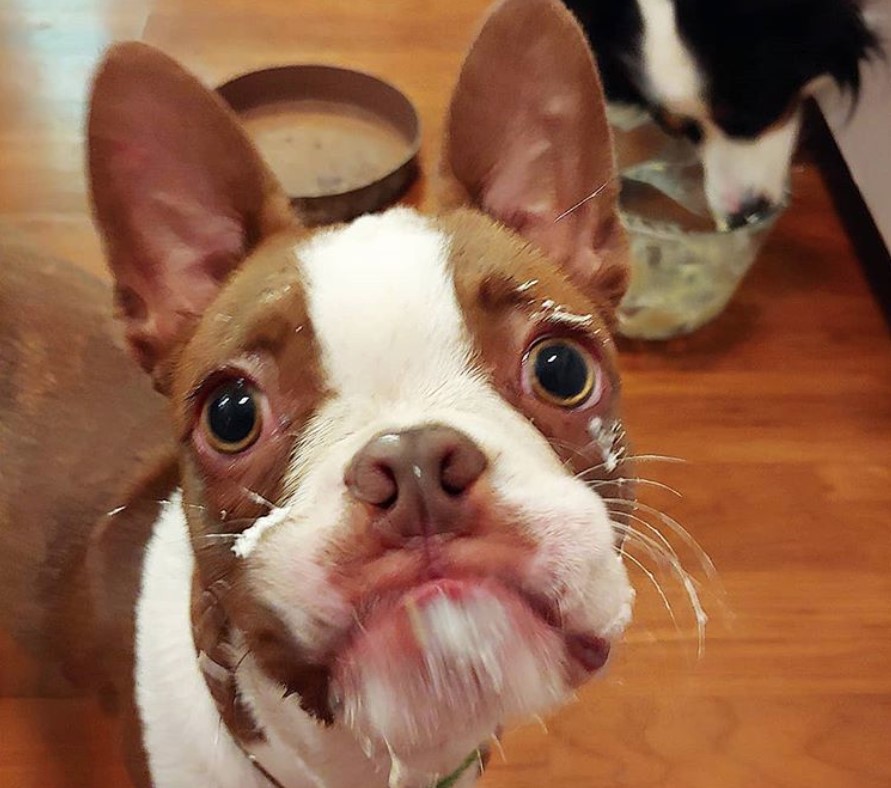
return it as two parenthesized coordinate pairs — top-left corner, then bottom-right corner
(0, 0), (637, 786)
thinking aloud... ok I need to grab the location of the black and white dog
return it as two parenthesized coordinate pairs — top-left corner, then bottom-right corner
(564, 0), (881, 227)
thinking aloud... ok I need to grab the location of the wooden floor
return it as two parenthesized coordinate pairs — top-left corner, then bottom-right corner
(1, 1), (890, 786)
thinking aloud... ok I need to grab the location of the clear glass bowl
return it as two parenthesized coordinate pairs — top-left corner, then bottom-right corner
(611, 119), (784, 340)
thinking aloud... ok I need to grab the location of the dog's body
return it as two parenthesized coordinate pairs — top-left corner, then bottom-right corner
(0, 1), (638, 786)
(563, 0), (879, 225)
(0, 241), (169, 784)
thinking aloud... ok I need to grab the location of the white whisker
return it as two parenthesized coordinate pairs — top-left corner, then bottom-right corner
(587, 476), (683, 498)
(352, 608), (368, 635)
(178, 501), (207, 512)
(622, 454), (687, 466)
(619, 549), (680, 633)
(607, 491), (714, 657)
(243, 487), (277, 511)
(490, 734), (507, 763)
(612, 517), (680, 566)
(554, 177), (615, 222)
(606, 498), (718, 580)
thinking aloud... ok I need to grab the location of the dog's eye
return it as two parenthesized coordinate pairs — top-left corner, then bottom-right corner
(527, 338), (599, 408)
(201, 378), (262, 453)
(653, 108), (703, 144)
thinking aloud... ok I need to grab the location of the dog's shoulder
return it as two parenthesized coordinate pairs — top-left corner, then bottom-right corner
(82, 452), (181, 688)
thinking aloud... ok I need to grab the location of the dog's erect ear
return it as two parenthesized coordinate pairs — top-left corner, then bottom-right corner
(443, 0), (629, 307)
(88, 42), (295, 391)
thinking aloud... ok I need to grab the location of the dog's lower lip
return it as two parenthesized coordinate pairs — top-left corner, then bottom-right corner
(354, 578), (611, 674)
(401, 577), (480, 606)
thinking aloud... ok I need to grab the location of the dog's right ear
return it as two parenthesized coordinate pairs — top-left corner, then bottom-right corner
(88, 43), (295, 392)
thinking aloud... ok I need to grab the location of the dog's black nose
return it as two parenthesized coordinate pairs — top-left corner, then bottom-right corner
(345, 426), (488, 543)
(726, 195), (773, 230)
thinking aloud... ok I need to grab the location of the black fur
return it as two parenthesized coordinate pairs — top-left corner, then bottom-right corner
(564, 0), (881, 139)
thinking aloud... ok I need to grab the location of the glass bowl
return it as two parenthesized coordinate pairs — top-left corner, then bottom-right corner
(611, 119), (784, 340)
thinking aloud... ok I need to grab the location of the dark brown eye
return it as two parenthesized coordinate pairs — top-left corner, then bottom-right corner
(527, 338), (599, 408)
(654, 108), (703, 144)
(201, 378), (262, 453)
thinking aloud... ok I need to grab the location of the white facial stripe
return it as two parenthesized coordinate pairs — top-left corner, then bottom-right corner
(637, 0), (704, 116)
(701, 112), (799, 217)
(297, 208), (474, 401)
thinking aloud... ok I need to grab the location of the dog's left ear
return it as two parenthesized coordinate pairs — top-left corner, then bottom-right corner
(443, 0), (629, 308)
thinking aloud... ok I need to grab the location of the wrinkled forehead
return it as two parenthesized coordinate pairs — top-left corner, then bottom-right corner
(176, 207), (613, 403)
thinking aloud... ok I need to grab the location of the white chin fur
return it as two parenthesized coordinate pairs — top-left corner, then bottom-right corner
(335, 590), (570, 774)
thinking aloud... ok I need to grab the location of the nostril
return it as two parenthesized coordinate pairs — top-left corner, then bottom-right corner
(439, 442), (488, 497)
(375, 466), (399, 510)
(726, 195), (773, 230)
(440, 451), (466, 496)
(748, 196), (772, 218)
(345, 459), (399, 509)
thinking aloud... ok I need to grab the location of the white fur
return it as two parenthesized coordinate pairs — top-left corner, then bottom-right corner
(700, 114), (798, 218)
(498, 473), (634, 640)
(340, 590), (568, 774)
(233, 502), (290, 559)
(235, 653), (393, 787)
(638, 0), (705, 118)
(135, 493), (268, 788)
(299, 208), (473, 401)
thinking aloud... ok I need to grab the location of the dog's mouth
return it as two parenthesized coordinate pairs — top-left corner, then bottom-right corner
(337, 577), (611, 681)
(326, 576), (612, 765)
(326, 530), (619, 684)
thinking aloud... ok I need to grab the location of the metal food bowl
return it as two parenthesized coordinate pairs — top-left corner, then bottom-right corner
(217, 65), (421, 225)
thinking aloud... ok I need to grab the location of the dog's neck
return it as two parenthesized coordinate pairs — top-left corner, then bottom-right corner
(189, 557), (485, 788)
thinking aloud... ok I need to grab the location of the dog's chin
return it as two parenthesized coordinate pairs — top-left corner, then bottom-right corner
(330, 579), (601, 772)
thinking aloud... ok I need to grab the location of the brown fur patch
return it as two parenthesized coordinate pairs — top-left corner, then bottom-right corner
(164, 228), (337, 724)
(0, 240), (170, 669)
(173, 229), (325, 543)
(0, 237), (178, 785)
(437, 209), (628, 490)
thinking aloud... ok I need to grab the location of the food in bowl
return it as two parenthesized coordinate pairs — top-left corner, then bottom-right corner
(614, 130), (784, 340)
